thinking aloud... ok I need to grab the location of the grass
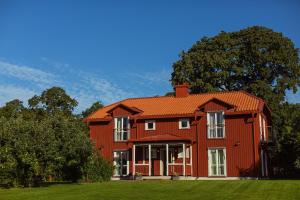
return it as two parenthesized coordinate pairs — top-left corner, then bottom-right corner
(0, 180), (300, 200)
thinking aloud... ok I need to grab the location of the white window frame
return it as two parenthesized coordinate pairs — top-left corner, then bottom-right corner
(113, 151), (129, 176)
(208, 148), (226, 176)
(207, 111), (225, 139)
(114, 116), (130, 141)
(145, 120), (156, 130)
(263, 117), (266, 141)
(179, 118), (190, 129)
(259, 114), (263, 141)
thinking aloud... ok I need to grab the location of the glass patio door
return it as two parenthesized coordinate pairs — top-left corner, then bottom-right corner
(208, 149), (226, 176)
(113, 151), (129, 176)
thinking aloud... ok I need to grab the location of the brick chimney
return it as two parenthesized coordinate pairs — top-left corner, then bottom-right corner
(174, 84), (190, 97)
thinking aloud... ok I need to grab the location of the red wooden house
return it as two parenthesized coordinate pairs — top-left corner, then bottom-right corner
(85, 84), (271, 179)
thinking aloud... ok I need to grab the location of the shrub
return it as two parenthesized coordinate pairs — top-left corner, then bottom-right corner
(84, 152), (113, 182)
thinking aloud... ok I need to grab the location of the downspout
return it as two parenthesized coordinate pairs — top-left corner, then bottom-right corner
(251, 112), (256, 178)
(194, 111), (199, 177)
(196, 120), (199, 177)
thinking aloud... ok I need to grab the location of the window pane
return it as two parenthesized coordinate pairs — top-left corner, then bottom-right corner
(217, 127), (223, 138)
(218, 149), (224, 165)
(148, 122), (153, 129)
(123, 131), (128, 140)
(123, 117), (128, 129)
(181, 120), (188, 128)
(210, 128), (216, 138)
(211, 165), (217, 175)
(122, 166), (127, 175)
(219, 165), (224, 175)
(209, 113), (215, 127)
(117, 118), (121, 130)
(211, 150), (217, 165)
(216, 112), (223, 125)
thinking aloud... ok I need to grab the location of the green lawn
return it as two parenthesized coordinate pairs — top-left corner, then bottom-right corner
(1, 180), (300, 200)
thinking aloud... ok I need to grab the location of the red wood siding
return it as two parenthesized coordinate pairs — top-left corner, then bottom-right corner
(89, 100), (268, 178)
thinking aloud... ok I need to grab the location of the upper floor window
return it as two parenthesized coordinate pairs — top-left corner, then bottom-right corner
(114, 117), (130, 141)
(207, 111), (225, 138)
(145, 120), (156, 130)
(179, 119), (190, 129)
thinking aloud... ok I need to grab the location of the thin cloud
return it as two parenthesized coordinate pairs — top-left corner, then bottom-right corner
(0, 58), (136, 112)
(0, 60), (57, 87)
(0, 84), (37, 106)
(66, 71), (135, 111)
(127, 69), (171, 85)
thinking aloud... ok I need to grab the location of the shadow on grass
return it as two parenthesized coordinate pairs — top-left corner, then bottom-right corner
(0, 181), (80, 189)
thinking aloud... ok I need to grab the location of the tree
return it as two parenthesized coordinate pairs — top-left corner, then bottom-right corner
(271, 103), (300, 177)
(28, 87), (78, 115)
(171, 26), (300, 177)
(171, 26), (300, 110)
(81, 101), (103, 118)
(0, 99), (24, 118)
(0, 87), (112, 187)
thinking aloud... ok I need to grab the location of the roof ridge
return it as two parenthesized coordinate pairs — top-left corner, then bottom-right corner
(123, 90), (246, 101)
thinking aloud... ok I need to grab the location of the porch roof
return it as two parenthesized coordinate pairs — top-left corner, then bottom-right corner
(129, 134), (194, 143)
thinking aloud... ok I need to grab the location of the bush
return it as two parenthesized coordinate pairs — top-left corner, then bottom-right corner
(84, 152), (113, 182)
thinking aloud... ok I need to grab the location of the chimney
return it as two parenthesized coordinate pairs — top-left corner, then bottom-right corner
(174, 84), (190, 97)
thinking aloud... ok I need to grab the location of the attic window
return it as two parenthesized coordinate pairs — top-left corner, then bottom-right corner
(179, 119), (190, 129)
(145, 120), (156, 130)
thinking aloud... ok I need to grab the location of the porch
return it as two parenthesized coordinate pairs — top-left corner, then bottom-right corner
(132, 142), (193, 177)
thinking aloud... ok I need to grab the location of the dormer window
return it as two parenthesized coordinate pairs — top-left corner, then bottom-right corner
(179, 119), (190, 129)
(114, 117), (130, 141)
(145, 120), (156, 130)
(207, 111), (225, 138)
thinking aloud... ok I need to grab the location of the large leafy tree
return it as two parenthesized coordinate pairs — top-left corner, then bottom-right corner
(171, 26), (300, 110)
(28, 87), (78, 115)
(0, 87), (112, 187)
(171, 26), (300, 177)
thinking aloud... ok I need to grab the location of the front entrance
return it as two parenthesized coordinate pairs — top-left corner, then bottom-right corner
(133, 143), (192, 176)
(150, 147), (167, 176)
(160, 149), (166, 176)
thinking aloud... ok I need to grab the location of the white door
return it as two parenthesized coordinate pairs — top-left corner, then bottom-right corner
(208, 148), (226, 176)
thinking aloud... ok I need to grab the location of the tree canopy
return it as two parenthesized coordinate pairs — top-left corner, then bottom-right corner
(28, 87), (78, 115)
(171, 26), (300, 110)
(0, 87), (112, 187)
(81, 101), (104, 118)
(171, 26), (300, 177)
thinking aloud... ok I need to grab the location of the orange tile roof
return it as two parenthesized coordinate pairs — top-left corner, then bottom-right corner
(87, 91), (263, 120)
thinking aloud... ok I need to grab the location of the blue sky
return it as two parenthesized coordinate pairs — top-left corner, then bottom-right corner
(0, 0), (299, 112)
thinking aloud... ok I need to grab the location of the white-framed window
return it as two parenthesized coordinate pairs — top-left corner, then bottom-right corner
(208, 148), (226, 176)
(114, 116), (130, 141)
(259, 114), (267, 141)
(179, 119), (190, 129)
(145, 120), (156, 130)
(113, 151), (129, 176)
(207, 111), (225, 138)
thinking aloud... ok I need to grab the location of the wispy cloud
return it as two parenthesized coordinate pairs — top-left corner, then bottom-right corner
(0, 58), (135, 112)
(127, 69), (171, 85)
(0, 58), (174, 112)
(0, 60), (57, 87)
(0, 84), (36, 106)
(65, 71), (135, 112)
